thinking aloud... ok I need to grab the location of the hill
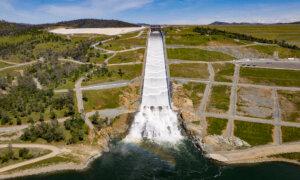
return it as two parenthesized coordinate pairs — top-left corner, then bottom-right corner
(45, 19), (139, 28)
(210, 21), (300, 25)
(0, 19), (139, 35)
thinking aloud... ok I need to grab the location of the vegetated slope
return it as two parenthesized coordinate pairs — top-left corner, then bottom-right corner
(45, 19), (139, 28)
(0, 19), (139, 35)
(210, 21), (300, 25)
(0, 20), (33, 36)
(207, 23), (300, 47)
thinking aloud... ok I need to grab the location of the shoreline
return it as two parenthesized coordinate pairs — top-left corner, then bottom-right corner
(1, 139), (300, 179)
(0, 150), (103, 180)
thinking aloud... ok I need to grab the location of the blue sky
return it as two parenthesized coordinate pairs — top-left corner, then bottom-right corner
(1, 0), (300, 24)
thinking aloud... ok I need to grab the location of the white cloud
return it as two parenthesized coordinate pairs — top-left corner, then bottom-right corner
(0, 0), (152, 24)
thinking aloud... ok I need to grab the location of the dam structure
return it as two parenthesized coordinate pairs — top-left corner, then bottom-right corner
(125, 28), (183, 144)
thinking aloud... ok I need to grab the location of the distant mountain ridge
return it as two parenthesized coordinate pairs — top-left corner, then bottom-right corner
(0, 19), (139, 36)
(210, 21), (300, 25)
(0, 19), (139, 29)
(46, 19), (139, 28)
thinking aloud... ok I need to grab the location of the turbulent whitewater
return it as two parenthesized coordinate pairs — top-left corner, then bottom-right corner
(125, 31), (183, 144)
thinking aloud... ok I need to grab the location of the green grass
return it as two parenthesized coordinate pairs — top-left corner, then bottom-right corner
(278, 91), (300, 122)
(8, 154), (80, 172)
(169, 63), (209, 79)
(282, 126), (300, 142)
(82, 64), (142, 86)
(55, 79), (76, 90)
(272, 152), (300, 162)
(109, 49), (145, 64)
(167, 48), (234, 62)
(209, 24), (300, 47)
(240, 67), (300, 87)
(164, 26), (243, 46)
(208, 85), (231, 112)
(83, 87), (126, 111)
(100, 37), (146, 51)
(248, 45), (300, 58)
(89, 53), (112, 64)
(234, 121), (273, 146)
(213, 63), (235, 82)
(182, 82), (206, 107)
(207, 117), (228, 135)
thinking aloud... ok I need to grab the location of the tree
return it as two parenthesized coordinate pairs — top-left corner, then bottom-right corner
(27, 116), (34, 124)
(18, 148), (32, 159)
(16, 116), (22, 125)
(49, 108), (56, 120)
(91, 112), (99, 125)
(39, 113), (44, 122)
(7, 143), (14, 160)
(118, 69), (124, 77)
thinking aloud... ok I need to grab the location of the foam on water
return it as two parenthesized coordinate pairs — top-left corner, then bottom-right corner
(125, 31), (183, 144)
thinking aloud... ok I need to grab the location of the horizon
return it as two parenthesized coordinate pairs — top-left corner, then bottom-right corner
(1, 0), (300, 25)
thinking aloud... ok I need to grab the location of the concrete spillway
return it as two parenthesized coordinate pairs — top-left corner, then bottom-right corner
(125, 31), (183, 144)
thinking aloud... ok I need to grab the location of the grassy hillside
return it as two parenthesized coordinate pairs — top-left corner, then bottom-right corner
(209, 24), (300, 47)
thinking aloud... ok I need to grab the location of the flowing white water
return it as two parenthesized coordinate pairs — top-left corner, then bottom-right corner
(125, 31), (183, 144)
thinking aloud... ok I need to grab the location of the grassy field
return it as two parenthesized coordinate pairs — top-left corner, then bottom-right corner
(164, 26), (243, 46)
(83, 87), (126, 111)
(207, 85), (231, 113)
(109, 49), (145, 64)
(206, 117), (228, 135)
(182, 82), (206, 107)
(239, 67), (300, 87)
(234, 121), (273, 146)
(89, 53), (112, 64)
(209, 24), (300, 47)
(213, 63), (235, 82)
(8, 154), (80, 173)
(55, 79), (76, 90)
(100, 37), (146, 51)
(82, 64), (142, 86)
(278, 91), (300, 122)
(248, 45), (300, 58)
(167, 48), (234, 62)
(281, 126), (300, 142)
(169, 63), (209, 79)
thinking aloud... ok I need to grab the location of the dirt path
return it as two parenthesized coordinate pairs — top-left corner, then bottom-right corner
(107, 62), (143, 66)
(74, 77), (94, 130)
(0, 117), (69, 134)
(0, 61), (37, 72)
(80, 81), (130, 91)
(32, 78), (42, 90)
(54, 80), (131, 93)
(0, 144), (62, 173)
(205, 112), (300, 128)
(171, 77), (300, 92)
(226, 65), (240, 137)
(208, 142), (300, 163)
(198, 63), (214, 115)
(0, 60), (19, 65)
(272, 89), (282, 145)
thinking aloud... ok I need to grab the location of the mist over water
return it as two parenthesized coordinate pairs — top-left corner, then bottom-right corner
(125, 31), (183, 144)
